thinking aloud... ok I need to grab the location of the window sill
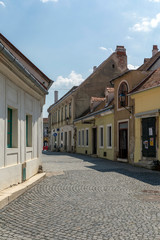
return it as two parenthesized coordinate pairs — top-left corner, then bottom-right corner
(7, 148), (18, 155)
(26, 147), (33, 152)
(107, 146), (112, 149)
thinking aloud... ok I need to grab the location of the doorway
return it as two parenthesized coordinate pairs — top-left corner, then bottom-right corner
(92, 128), (97, 154)
(142, 117), (156, 158)
(119, 122), (128, 159)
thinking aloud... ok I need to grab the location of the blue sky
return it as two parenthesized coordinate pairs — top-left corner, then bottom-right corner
(1, 0), (160, 117)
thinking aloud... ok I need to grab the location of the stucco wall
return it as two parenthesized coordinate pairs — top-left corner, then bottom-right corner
(75, 113), (114, 161)
(132, 86), (160, 163)
(0, 67), (43, 191)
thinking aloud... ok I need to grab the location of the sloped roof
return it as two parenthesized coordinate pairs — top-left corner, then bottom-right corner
(91, 97), (106, 103)
(138, 52), (160, 71)
(129, 70), (158, 95)
(0, 33), (53, 91)
(74, 98), (113, 122)
(48, 86), (78, 112)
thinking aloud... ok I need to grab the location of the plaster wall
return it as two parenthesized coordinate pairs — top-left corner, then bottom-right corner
(0, 67), (43, 191)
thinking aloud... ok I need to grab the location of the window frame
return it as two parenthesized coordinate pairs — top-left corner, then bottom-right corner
(78, 130), (81, 146)
(7, 108), (12, 148)
(99, 125), (104, 148)
(106, 124), (112, 149)
(82, 129), (84, 147)
(85, 128), (89, 147)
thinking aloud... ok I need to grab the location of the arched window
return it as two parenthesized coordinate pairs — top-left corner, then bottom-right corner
(118, 82), (128, 108)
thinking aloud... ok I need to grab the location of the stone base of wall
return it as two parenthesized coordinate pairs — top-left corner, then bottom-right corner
(0, 164), (22, 191)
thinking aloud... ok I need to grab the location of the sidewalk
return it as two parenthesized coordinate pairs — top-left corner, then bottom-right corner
(0, 172), (46, 209)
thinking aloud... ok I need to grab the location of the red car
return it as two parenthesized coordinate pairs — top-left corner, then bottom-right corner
(43, 146), (48, 151)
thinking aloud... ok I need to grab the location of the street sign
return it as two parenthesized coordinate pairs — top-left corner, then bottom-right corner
(53, 133), (57, 137)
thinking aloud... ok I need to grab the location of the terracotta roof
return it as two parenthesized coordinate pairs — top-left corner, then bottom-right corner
(138, 52), (160, 71)
(91, 97), (105, 103)
(129, 70), (158, 95)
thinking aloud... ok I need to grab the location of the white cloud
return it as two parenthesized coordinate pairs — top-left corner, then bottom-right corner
(51, 71), (84, 90)
(40, 0), (58, 3)
(128, 64), (139, 70)
(131, 13), (160, 32)
(99, 47), (107, 51)
(0, 1), (5, 7)
(149, 0), (160, 2)
(99, 47), (113, 53)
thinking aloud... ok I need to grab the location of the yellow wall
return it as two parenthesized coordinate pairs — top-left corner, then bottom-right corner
(133, 87), (160, 114)
(132, 86), (160, 162)
(76, 123), (93, 155)
(95, 113), (114, 160)
(75, 112), (114, 161)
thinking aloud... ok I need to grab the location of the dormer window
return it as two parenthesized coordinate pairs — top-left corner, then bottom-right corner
(118, 82), (128, 108)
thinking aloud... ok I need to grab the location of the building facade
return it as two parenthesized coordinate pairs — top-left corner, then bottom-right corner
(48, 46), (128, 152)
(0, 34), (53, 191)
(130, 67), (160, 169)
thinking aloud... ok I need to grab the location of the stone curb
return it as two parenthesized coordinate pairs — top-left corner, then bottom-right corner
(0, 172), (46, 210)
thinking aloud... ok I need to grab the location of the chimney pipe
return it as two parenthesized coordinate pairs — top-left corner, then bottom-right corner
(93, 66), (97, 72)
(152, 45), (158, 57)
(54, 91), (58, 103)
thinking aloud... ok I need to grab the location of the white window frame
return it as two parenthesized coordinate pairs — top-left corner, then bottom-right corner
(106, 124), (112, 149)
(81, 129), (84, 147)
(78, 130), (81, 146)
(99, 125), (104, 148)
(85, 128), (89, 147)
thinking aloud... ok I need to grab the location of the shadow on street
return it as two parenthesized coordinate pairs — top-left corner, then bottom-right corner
(42, 151), (160, 186)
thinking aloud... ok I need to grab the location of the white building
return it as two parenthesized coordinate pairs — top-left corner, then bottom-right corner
(0, 34), (53, 191)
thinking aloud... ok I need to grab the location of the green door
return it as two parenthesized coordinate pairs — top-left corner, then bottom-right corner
(142, 117), (156, 158)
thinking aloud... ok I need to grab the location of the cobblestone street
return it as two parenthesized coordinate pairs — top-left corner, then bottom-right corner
(1, 153), (160, 239)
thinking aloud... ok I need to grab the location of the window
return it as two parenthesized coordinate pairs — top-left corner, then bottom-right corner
(86, 129), (89, 146)
(7, 107), (18, 148)
(82, 129), (84, 146)
(69, 102), (71, 118)
(26, 115), (32, 147)
(61, 132), (63, 141)
(7, 108), (12, 148)
(118, 82), (128, 108)
(58, 110), (60, 122)
(99, 126), (104, 148)
(65, 105), (67, 119)
(78, 130), (81, 146)
(61, 107), (63, 121)
(107, 124), (112, 148)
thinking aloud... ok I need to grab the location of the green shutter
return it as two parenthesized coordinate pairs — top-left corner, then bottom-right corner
(7, 108), (12, 148)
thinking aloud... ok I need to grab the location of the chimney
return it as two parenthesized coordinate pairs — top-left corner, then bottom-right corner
(54, 91), (58, 103)
(93, 66), (97, 72)
(115, 45), (127, 71)
(116, 46), (126, 56)
(152, 45), (158, 56)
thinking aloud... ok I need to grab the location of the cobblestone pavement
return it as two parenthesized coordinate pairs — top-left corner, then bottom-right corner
(1, 153), (160, 239)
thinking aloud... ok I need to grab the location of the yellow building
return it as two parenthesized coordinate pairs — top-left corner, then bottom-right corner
(130, 68), (160, 169)
(75, 89), (114, 161)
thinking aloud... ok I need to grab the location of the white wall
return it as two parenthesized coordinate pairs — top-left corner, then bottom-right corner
(0, 71), (44, 191)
